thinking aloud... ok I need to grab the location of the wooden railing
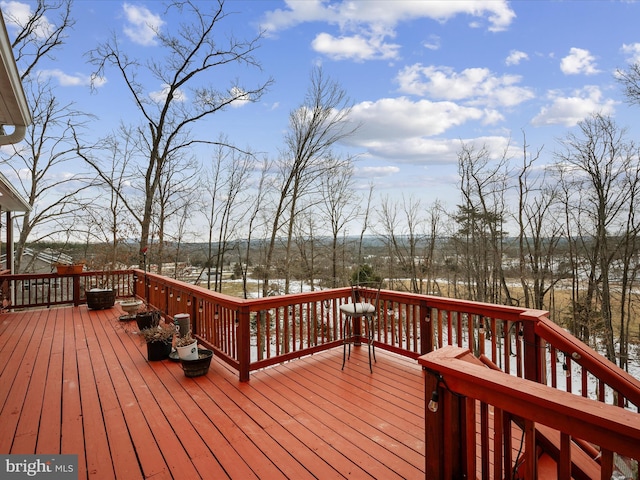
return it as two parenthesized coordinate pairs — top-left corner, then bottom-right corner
(3, 269), (640, 409)
(0, 270), (135, 309)
(3, 269), (640, 476)
(419, 346), (640, 479)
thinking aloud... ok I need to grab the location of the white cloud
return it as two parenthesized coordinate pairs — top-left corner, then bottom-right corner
(621, 43), (640, 64)
(260, 0), (333, 34)
(560, 47), (600, 75)
(531, 86), (616, 127)
(1, 1), (54, 39)
(122, 3), (164, 46)
(229, 87), (251, 108)
(396, 64), (534, 108)
(149, 84), (186, 103)
(357, 165), (400, 177)
(261, 1), (514, 61)
(337, 93), (519, 164)
(348, 97), (485, 141)
(423, 35), (440, 51)
(506, 50), (528, 66)
(38, 69), (106, 88)
(311, 32), (399, 61)
(262, 0), (515, 34)
(351, 135), (514, 165)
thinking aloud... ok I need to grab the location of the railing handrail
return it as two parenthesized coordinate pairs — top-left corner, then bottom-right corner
(419, 346), (640, 470)
(535, 314), (640, 407)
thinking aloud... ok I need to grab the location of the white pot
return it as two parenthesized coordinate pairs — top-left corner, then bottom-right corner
(120, 300), (142, 316)
(176, 341), (198, 361)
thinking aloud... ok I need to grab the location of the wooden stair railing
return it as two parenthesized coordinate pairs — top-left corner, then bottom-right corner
(419, 346), (640, 480)
(479, 353), (601, 479)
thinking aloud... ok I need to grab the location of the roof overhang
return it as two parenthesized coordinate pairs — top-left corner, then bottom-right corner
(0, 170), (30, 212)
(0, 11), (31, 146)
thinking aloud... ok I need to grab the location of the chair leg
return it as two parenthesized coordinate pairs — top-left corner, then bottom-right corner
(371, 318), (376, 364)
(342, 316), (351, 370)
(365, 315), (375, 373)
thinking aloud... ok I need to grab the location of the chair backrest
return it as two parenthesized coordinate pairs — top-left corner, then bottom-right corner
(350, 280), (381, 310)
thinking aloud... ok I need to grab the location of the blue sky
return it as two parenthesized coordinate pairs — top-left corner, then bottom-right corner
(3, 0), (640, 227)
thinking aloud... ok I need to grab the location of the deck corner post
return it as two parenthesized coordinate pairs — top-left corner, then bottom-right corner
(522, 320), (543, 383)
(132, 270), (140, 299)
(72, 273), (81, 306)
(420, 300), (432, 355)
(237, 304), (251, 382)
(425, 371), (444, 479)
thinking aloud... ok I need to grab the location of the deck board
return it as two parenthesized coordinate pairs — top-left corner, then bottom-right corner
(0, 305), (427, 479)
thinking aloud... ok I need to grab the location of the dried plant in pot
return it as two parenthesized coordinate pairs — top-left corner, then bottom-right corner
(138, 322), (175, 361)
(135, 307), (161, 331)
(175, 333), (198, 361)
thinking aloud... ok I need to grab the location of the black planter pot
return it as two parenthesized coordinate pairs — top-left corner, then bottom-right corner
(146, 340), (172, 361)
(136, 311), (160, 330)
(86, 289), (116, 310)
(180, 349), (214, 377)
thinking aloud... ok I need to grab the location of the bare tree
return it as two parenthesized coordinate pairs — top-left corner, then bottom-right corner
(0, 0), (102, 268)
(213, 149), (252, 292)
(318, 157), (359, 287)
(171, 195), (199, 281)
(357, 183), (375, 267)
(201, 142), (227, 289)
(377, 195), (425, 293)
(87, 0), (272, 264)
(422, 201), (444, 296)
(238, 158), (270, 299)
(154, 152), (199, 275)
(292, 202), (317, 290)
(455, 142), (511, 304)
(616, 62), (640, 106)
(79, 132), (139, 270)
(6, 79), (97, 270)
(554, 113), (637, 363)
(7, 0), (74, 80)
(263, 66), (357, 296)
(515, 133), (566, 312)
(199, 140), (252, 292)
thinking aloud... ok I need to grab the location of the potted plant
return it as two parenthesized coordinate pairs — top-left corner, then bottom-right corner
(119, 298), (143, 320)
(175, 333), (198, 361)
(54, 261), (85, 275)
(180, 349), (214, 377)
(86, 287), (117, 310)
(138, 322), (175, 361)
(135, 307), (161, 331)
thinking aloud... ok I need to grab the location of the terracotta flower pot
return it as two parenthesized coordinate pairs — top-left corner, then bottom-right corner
(56, 264), (83, 274)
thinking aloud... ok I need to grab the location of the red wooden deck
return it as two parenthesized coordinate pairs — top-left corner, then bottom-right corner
(0, 305), (426, 479)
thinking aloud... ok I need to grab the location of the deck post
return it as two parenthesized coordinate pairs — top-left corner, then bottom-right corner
(425, 371), (443, 479)
(522, 320), (543, 383)
(420, 299), (432, 355)
(237, 304), (251, 382)
(424, 370), (464, 479)
(133, 271), (140, 298)
(73, 273), (81, 306)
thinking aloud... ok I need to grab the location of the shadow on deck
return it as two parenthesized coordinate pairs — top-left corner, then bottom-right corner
(0, 305), (425, 479)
